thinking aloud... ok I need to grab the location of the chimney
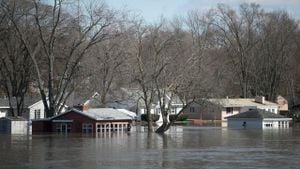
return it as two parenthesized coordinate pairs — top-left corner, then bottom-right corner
(255, 96), (265, 104)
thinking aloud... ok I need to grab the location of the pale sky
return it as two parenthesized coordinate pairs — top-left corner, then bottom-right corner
(105, 0), (300, 23)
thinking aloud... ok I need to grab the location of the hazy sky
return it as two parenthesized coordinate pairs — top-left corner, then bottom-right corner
(105, 0), (300, 23)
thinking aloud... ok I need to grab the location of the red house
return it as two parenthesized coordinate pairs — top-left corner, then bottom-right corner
(32, 108), (132, 134)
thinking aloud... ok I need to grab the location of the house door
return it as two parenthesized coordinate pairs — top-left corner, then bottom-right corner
(55, 122), (72, 133)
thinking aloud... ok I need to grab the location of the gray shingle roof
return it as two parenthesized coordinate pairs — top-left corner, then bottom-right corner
(209, 98), (278, 107)
(0, 96), (41, 108)
(226, 109), (286, 119)
(86, 108), (133, 120)
(52, 108), (132, 121)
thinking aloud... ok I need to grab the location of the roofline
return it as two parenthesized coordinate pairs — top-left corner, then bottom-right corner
(50, 108), (133, 121)
(27, 100), (43, 108)
(263, 118), (292, 120)
(28, 99), (68, 109)
(0, 106), (10, 108)
(50, 108), (96, 121)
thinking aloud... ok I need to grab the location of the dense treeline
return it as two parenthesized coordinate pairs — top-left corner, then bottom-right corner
(0, 0), (299, 132)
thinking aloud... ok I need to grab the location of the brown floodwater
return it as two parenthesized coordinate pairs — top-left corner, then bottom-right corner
(1, 125), (300, 169)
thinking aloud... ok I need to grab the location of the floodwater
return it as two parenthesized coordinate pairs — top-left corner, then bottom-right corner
(1, 125), (300, 169)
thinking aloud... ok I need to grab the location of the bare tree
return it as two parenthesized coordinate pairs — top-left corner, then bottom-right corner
(81, 37), (126, 107)
(0, 0), (34, 117)
(1, 0), (118, 117)
(208, 3), (262, 98)
(251, 11), (298, 100)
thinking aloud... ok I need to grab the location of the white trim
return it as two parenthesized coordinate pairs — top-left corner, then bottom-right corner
(28, 99), (68, 109)
(263, 118), (292, 121)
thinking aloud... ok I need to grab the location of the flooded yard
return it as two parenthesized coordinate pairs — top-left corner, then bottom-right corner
(1, 126), (300, 169)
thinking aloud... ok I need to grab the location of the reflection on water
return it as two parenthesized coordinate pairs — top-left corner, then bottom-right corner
(1, 126), (300, 169)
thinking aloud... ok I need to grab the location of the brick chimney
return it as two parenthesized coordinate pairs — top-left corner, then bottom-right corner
(255, 96), (265, 104)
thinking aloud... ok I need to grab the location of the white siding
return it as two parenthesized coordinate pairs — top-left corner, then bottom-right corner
(29, 100), (67, 120)
(11, 121), (28, 134)
(0, 111), (6, 118)
(262, 119), (290, 128)
(257, 106), (279, 114)
(29, 101), (46, 120)
(221, 107), (240, 121)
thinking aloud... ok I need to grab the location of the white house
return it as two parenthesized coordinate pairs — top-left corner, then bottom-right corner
(139, 93), (184, 123)
(227, 109), (292, 129)
(28, 100), (67, 120)
(0, 97), (67, 120)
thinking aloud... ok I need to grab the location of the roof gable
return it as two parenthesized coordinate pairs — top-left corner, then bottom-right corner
(51, 109), (95, 121)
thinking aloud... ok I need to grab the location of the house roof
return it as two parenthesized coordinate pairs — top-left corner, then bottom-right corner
(86, 108), (132, 120)
(0, 96), (41, 108)
(52, 108), (132, 121)
(0, 116), (27, 121)
(208, 98), (278, 108)
(117, 109), (136, 119)
(226, 109), (288, 119)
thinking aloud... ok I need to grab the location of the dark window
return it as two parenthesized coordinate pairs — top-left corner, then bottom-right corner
(190, 107), (195, 113)
(34, 109), (41, 119)
(226, 107), (233, 114)
(82, 123), (93, 133)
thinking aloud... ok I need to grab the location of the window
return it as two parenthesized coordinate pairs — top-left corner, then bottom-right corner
(271, 109), (275, 113)
(56, 123), (61, 132)
(265, 123), (273, 127)
(190, 107), (195, 113)
(171, 107), (176, 114)
(34, 109), (41, 119)
(82, 123), (93, 133)
(97, 124), (101, 132)
(226, 107), (233, 114)
(55, 123), (71, 133)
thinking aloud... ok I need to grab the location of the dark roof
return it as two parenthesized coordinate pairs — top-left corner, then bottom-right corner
(226, 109), (287, 119)
(0, 96), (41, 108)
(0, 116), (27, 121)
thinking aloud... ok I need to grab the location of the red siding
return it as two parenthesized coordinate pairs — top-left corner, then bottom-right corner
(33, 110), (132, 133)
(32, 120), (52, 133)
(52, 111), (96, 133)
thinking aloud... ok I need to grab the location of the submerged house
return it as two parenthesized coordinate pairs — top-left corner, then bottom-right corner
(0, 116), (28, 134)
(184, 96), (279, 121)
(227, 109), (292, 129)
(32, 108), (132, 134)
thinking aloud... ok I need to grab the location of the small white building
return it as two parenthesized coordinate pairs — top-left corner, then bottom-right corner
(227, 109), (292, 129)
(0, 117), (28, 134)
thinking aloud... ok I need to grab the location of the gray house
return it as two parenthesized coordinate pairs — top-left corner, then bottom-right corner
(226, 109), (292, 129)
